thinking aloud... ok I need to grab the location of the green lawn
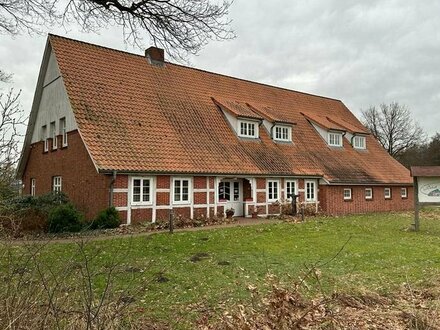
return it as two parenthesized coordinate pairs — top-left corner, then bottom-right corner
(3, 209), (440, 327)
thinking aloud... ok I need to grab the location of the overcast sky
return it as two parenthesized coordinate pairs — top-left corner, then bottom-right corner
(1, 0), (439, 137)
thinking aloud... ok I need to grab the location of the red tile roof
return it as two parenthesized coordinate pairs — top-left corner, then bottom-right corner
(411, 166), (440, 177)
(48, 35), (411, 184)
(212, 97), (263, 120)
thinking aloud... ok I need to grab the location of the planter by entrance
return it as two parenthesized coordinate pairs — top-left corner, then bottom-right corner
(225, 209), (235, 218)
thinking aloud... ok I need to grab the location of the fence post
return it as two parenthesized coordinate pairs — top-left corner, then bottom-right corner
(169, 209), (174, 234)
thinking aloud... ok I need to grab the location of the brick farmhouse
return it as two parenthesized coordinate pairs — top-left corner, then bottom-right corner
(17, 35), (413, 224)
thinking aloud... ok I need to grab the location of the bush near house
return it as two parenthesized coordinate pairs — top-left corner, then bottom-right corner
(90, 206), (120, 229)
(47, 203), (83, 233)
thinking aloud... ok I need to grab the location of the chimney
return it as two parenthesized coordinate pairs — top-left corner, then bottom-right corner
(145, 46), (165, 66)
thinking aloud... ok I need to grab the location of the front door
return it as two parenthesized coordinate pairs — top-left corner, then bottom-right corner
(218, 180), (243, 216)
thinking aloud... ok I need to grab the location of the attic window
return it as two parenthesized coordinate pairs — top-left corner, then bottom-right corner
(274, 125), (291, 142)
(328, 132), (342, 147)
(353, 136), (366, 149)
(238, 120), (258, 138)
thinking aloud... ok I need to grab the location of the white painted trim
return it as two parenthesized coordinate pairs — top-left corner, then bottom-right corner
(214, 177), (219, 216)
(305, 180), (317, 202)
(328, 132), (343, 147)
(113, 188), (128, 193)
(284, 179), (298, 200)
(343, 188), (352, 200)
(237, 119), (259, 138)
(130, 205), (153, 210)
(156, 188), (170, 193)
(365, 188), (373, 200)
(171, 177), (192, 205)
(255, 202), (267, 206)
(273, 125), (292, 142)
(267, 179), (280, 202)
(127, 178), (132, 225)
(193, 188), (208, 193)
(194, 204), (209, 208)
(256, 188), (266, 193)
(115, 206), (128, 211)
(206, 176), (210, 216)
(130, 177), (154, 206)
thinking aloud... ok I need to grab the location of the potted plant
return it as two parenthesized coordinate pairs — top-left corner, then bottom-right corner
(251, 210), (258, 218)
(225, 208), (235, 218)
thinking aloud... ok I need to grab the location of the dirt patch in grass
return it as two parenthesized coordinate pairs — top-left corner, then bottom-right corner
(190, 252), (210, 263)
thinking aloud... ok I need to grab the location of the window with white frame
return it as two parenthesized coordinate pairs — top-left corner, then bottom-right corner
(267, 180), (279, 202)
(353, 136), (366, 149)
(50, 121), (57, 150)
(238, 120), (258, 138)
(274, 125), (291, 142)
(343, 188), (352, 200)
(328, 132), (342, 147)
(60, 117), (67, 147)
(173, 178), (190, 204)
(52, 176), (62, 192)
(384, 187), (391, 199)
(365, 188), (373, 200)
(305, 180), (316, 201)
(285, 180), (297, 200)
(131, 177), (152, 204)
(42, 125), (48, 152)
(401, 187), (408, 198)
(30, 178), (36, 196)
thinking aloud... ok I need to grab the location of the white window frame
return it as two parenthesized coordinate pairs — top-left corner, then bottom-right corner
(343, 188), (352, 200)
(384, 187), (392, 199)
(305, 180), (317, 202)
(60, 117), (68, 147)
(42, 125), (48, 152)
(237, 120), (259, 138)
(365, 188), (373, 200)
(52, 176), (62, 192)
(401, 187), (408, 198)
(31, 178), (36, 196)
(274, 125), (292, 142)
(353, 135), (366, 149)
(172, 177), (192, 205)
(328, 132), (343, 147)
(267, 179), (280, 202)
(50, 121), (57, 150)
(131, 177), (153, 205)
(284, 179), (298, 201)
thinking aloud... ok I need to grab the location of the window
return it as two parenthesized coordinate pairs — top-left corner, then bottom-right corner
(401, 187), (408, 198)
(42, 125), (48, 152)
(328, 132), (342, 147)
(285, 180), (297, 200)
(173, 178), (190, 204)
(60, 117), (67, 147)
(131, 177), (152, 204)
(274, 125), (291, 142)
(267, 180), (279, 202)
(52, 176), (62, 192)
(343, 188), (352, 200)
(305, 180), (316, 201)
(238, 120), (258, 138)
(50, 121), (57, 150)
(353, 136), (366, 149)
(384, 187), (391, 199)
(30, 178), (36, 196)
(365, 188), (373, 200)
(218, 181), (230, 201)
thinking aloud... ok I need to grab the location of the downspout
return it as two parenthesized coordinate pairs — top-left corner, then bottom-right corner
(109, 170), (117, 207)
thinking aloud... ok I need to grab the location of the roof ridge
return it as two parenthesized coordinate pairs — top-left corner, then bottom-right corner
(48, 33), (343, 103)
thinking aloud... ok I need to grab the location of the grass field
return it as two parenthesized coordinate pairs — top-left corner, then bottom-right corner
(3, 209), (440, 328)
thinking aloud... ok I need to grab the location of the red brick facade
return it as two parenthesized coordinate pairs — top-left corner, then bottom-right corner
(22, 130), (110, 220)
(21, 131), (414, 224)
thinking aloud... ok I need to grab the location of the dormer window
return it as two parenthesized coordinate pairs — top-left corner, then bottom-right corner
(238, 120), (258, 138)
(353, 135), (366, 149)
(328, 132), (342, 147)
(274, 125), (292, 142)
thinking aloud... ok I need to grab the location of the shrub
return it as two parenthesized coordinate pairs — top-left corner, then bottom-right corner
(47, 203), (83, 233)
(91, 206), (120, 229)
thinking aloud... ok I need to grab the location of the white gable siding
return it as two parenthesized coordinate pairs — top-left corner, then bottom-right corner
(31, 50), (77, 144)
(311, 122), (328, 143)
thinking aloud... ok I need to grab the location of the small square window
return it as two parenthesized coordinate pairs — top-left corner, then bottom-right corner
(238, 120), (258, 138)
(343, 188), (352, 200)
(131, 177), (152, 204)
(384, 188), (391, 199)
(173, 178), (191, 204)
(274, 125), (291, 142)
(353, 136), (366, 149)
(401, 187), (408, 198)
(365, 188), (373, 200)
(328, 132), (342, 147)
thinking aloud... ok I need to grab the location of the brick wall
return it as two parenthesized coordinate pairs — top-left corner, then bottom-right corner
(22, 130), (110, 220)
(319, 185), (413, 215)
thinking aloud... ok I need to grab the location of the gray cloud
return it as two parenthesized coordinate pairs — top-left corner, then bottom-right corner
(1, 0), (439, 137)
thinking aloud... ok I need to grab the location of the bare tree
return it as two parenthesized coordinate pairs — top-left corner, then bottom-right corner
(0, 75), (26, 198)
(361, 102), (425, 157)
(1, 0), (235, 60)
